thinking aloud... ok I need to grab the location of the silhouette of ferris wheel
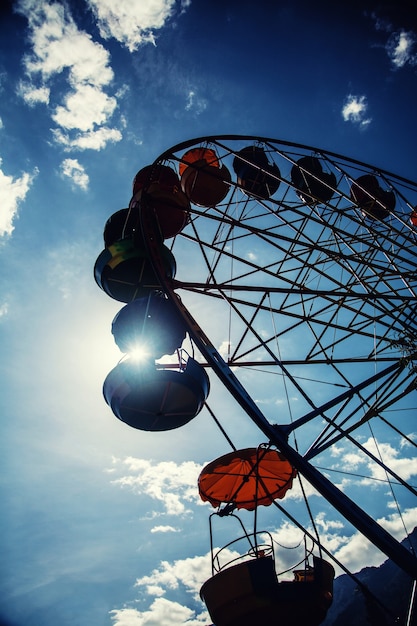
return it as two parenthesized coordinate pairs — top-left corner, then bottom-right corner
(95, 135), (417, 598)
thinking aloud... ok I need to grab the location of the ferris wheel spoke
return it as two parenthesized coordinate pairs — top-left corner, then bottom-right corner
(303, 362), (414, 455)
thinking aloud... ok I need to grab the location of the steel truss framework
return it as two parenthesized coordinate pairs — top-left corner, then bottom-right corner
(138, 135), (417, 579)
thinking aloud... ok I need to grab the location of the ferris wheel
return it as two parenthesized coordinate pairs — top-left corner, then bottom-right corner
(94, 135), (417, 624)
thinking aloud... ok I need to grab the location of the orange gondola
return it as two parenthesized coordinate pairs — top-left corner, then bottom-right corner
(179, 147), (231, 207)
(198, 447), (297, 510)
(178, 148), (220, 176)
(200, 549), (335, 626)
(198, 446), (334, 626)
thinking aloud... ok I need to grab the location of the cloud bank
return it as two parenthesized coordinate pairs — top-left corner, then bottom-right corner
(110, 597), (208, 626)
(110, 457), (203, 516)
(16, 0), (122, 151)
(87, 0), (179, 51)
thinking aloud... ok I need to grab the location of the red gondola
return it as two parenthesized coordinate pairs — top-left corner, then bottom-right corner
(131, 164), (190, 239)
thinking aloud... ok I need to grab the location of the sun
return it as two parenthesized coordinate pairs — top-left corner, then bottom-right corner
(129, 344), (152, 362)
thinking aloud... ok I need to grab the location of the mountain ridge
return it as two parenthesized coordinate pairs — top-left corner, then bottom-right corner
(322, 527), (417, 625)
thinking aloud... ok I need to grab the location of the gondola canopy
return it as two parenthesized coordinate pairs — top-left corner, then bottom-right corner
(198, 447), (297, 510)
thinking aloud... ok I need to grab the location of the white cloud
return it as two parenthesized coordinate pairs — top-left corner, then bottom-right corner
(370, 13), (417, 69)
(270, 507), (416, 576)
(110, 597), (209, 626)
(60, 158), (89, 190)
(52, 85), (117, 132)
(143, 584), (165, 597)
(329, 507), (417, 574)
(217, 340), (230, 359)
(362, 437), (417, 483)
(185, 90), (207, 115)
(17, 81), (50, 106)
(330, 437), (417, 488)
(342, 451), (363, 470)
(324, 436), (417, 496)
(135, 551), (220, 599)
(378, 507), (417, 537)
(386, 30), (417, 68)
(151, 525), (179, 533)
(52, 126), (122, 151)
(113, 552), (214, 623)
(283, 474), (320, 501)
(0, 302), (8, 318)
(87, 0), (177, 52)
(0, 158), (37, 237)
(332, 529), (383, 571)
(268, 522), (313, 575)
(315, 511), (344, 532)
(18, 1), (114, 85)
(341, 94), (372, 128)
(0, 117), (3, 129)
(111, 511), (416, 624)
(110, 457), (203, 515)
(400, 433), (417, 448)
(16, 0), (122, 151)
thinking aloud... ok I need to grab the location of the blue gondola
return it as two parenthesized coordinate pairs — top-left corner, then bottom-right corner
(350, 174), (395, 220)
(233, 146), (281, 199)
(103, 208), (133, 247)
(111, 292), (186, 358)
(291, 156), (336, 206)
(103, 356), (210, 431)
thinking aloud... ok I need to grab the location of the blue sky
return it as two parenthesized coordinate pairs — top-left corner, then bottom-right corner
(0, 1), (417, 625)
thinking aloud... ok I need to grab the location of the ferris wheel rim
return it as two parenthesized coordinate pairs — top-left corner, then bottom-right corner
(153, 133), (417, 189)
